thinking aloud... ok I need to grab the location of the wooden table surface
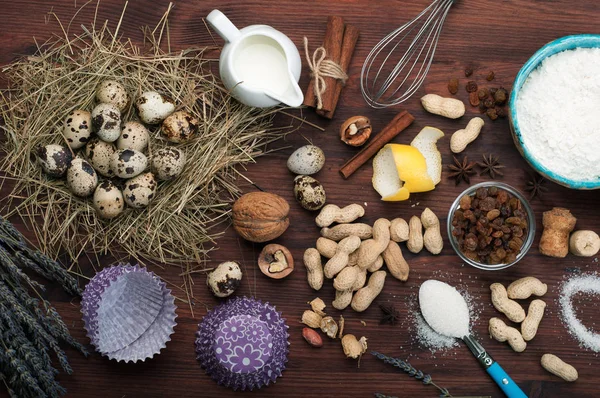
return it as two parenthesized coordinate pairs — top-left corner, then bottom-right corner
(1, 1), (600, 397)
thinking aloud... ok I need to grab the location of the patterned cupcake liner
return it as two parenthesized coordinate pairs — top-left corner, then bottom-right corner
(81, 263), (177, 362)
(195, 297), (289, 391)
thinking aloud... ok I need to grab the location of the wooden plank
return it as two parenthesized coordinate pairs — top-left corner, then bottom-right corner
(1, 0), (599, 397)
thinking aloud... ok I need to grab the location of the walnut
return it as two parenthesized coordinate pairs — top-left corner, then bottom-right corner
(258, 244), (294, 279)
(232, 192), (290, 242)
(340, 116), (372, 146)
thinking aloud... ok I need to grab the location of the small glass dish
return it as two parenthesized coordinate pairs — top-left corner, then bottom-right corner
(447, 182), (536, 271)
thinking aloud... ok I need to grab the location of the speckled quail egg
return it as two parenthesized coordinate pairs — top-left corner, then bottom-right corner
(85, 137), (116, 177)
(286, 145), (325, 175)
(37, 144), (72, 177)
(135, 91), (175, 124)
(207, 261), (242, 298)
(110, 149), (147, 179)
(123, 172), (157, 208)
(96, 80), (130, 112)
(293, 175), (326, 211)
(116, 121), (149, 152)
(161, 111), (199, 143)
(150, 147), (186, 181)
(62, 109), (92, 149)
(91, 103), (121, 142)
(93, 180), (124, 219)
(66, 158), (98, 197)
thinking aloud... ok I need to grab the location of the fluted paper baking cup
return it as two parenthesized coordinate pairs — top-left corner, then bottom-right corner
(81, 263), (177, 362)
(95, 270), (164, 353)
(105, 282), (177, 362)
(195, 297), (289, 391)
(81, 264), (129, 345)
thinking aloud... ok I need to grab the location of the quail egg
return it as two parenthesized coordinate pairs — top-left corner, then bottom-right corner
(66, 158), (98, 197)
(123, 172), (157, 208)
(286, 145), (325, 175)
(62, 110), (92, 149)
(93, 180), (124, 219)
(151, 147), (186, 181)
(135, 91), (175, 124)
(85, 137), (116, 177)
(110, 149), (147, 179)
(293, 175), (326, 211)
(36, 144), (72, 177)
(161, 111), (199, 143)
(207, 261), (242, 298)
(116, 121), (149, 152)
(96, 80), (130, 112)
(91, 103), (121, 142)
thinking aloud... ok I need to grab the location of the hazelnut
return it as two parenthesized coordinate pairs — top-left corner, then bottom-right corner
(340, 116), (372, 146)
(258, 244), (294, 279)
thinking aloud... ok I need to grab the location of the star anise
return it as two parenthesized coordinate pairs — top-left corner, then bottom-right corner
(448, 156), (476, 185)
(478, 153), (505, 179)
(525, 173), (548, 200)
(379, 304), (400, 325)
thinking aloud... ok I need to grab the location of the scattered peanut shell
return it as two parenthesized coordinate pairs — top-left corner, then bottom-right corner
(320, 316), (338, 339)
(301, 310), (322, 329)
(341, 334), (367, 359)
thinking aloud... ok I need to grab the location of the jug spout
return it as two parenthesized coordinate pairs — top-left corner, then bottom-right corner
(264, 74), (304, 107)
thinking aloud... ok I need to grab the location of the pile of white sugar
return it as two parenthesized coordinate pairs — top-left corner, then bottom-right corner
(559, 273), (600, 352)
(516, 47), (600, 182)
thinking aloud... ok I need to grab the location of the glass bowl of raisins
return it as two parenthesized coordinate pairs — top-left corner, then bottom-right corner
(448, 182), (536, 270)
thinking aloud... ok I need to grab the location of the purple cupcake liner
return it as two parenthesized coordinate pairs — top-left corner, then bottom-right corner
(195, 297), (289, 391)
(81, 263), (177, 362)
(105, 280), (177, 363)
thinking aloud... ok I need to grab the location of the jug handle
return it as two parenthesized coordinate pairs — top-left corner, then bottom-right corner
(206, 10), (241, 43)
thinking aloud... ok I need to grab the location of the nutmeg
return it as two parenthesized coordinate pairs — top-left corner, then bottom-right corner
(340, 116), (372, 146)
(258, 244), (294, 279)
(232, 191), (290, 242)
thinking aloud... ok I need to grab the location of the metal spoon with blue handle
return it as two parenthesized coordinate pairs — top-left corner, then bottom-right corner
(419, 280), (528, 398)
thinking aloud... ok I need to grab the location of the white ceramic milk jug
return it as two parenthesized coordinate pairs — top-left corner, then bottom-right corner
(207, 10), (304, 108)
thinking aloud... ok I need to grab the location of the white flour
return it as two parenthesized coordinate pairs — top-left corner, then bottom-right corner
(516, 47), (600, 181)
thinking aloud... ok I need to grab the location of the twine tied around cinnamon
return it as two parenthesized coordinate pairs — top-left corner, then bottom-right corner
(303, 37), (348, 110)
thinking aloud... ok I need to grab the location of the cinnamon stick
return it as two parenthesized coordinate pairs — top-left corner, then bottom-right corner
(339, 111), (415, 179)
(303, 16), (345, 109)
(318, 24), (360, 119)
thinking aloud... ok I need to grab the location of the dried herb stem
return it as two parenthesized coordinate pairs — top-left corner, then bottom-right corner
(372, 351), (452, 397)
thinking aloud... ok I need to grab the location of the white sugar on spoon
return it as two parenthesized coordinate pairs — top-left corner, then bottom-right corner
(419, 280), (528, 398)
(419, 279), (470, 338)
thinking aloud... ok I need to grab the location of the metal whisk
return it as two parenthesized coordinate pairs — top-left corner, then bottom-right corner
(361, 0), (456, 108)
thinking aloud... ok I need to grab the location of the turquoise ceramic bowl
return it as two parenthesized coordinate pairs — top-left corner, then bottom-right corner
(509, 34), (600, 190)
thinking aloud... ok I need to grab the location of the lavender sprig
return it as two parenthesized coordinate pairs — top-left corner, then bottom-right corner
(372, 351), (452, 397)
(0, 216), (86, 396)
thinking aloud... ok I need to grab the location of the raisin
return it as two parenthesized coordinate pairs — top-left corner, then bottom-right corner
(466, 80), (478, 93)
(484, 98), (495, 108)
(477, 88), (490, 100)
(495, 106), (506, 118)
(459, 195), (472, 209)
(486, 71), (495, 81)
(486, 108), (498, 120)
(490, 87), (498, 96)
(465, 66), (474, 77)
(494, 88), (508, 105)
(469, 91), (480, 107)
(475, 187), (488, 199)
(448, 78), (459, 95)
